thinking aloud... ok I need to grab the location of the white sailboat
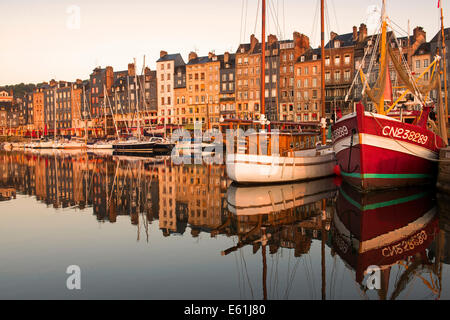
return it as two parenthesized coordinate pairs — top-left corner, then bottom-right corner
(225, 0), (335, 184)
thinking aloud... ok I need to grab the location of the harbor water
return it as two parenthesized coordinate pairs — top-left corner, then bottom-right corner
(0, 150), (449, 300)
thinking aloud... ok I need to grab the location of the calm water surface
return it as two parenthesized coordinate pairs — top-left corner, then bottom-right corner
(0, 150), (449, 300)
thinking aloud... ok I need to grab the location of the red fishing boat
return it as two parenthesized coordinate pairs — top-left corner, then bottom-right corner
(332, 0), (447, 191)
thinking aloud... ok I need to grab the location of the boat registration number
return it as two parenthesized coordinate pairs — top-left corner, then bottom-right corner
(332, 125), (349, 140)
(381, 126), (428, 145)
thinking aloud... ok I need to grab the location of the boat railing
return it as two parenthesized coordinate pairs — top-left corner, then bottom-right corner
(228, 133), (320, 157)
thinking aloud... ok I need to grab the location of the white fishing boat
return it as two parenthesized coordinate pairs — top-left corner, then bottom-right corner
(227, 176), (337, 216)
(90, 140), (115, 149)
(226, 131), (336, 184)
(60, 139), (87, 149)
(2, 142), (12, 151)
(174, 141), (217, 156)
(24, 139), (41, 149)
(11, 142), (25, 150)
(225, 0), (335, 184)
(52, 139), (66, 149)
(36, 139), (54, 149)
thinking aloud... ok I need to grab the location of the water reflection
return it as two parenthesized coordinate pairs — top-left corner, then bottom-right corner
(332, 183), (441, 299)
(0, 150), (228, 241)
(1, 149), (450, 299)
(224, 178), (337, 300)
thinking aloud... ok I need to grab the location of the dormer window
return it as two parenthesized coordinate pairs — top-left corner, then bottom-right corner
(313, 55), (317, 60)
(240, 48), (245, 53)
(334, 40), (340, 48)
(301, 56), (305, 62)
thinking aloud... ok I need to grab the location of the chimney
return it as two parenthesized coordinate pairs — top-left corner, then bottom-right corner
(188, 51), (198, 62)
(353, 26), (358, 41)
(224, 52), (230, 64)
(144, 67), (151, 75)
(128, 63), (136, 77)
(106, 66), (114, 93)
(249, 34), (259, 53)
(293, 32), (310, 61)
(208, 52), (214, 59)
(160, 50), (168, 58)
(413, 26), (426, 43)
(330, 32), (338, 41)
(268, 34), (278, 47)
(358, 23), (367, 42)
(412, 26), (426, 54)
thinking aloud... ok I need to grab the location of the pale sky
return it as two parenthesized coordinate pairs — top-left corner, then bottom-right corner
(0, 0), (448, 85)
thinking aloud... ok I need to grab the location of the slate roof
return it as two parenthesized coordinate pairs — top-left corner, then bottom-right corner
(325, 32), (355, 49)
(157, 53), (186, 67)
(412, 42), (431, 56)
(430, 28), (450, 43)
(186, 56), (212, 65)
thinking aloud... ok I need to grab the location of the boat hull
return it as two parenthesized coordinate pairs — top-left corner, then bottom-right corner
(226, 147), (336, 184)
(332, 104), (444, 191)
(113, 142), (156, 151)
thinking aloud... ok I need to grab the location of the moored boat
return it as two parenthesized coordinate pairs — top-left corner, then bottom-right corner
(226, 130), (335, 184)
(333, 103), (445, 190)
(332, 0), (447, 191)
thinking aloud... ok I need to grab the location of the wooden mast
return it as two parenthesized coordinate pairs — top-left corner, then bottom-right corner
(379, 0), (387, 114)
(320, 0), (326, 144)
(440, 7), (448, 126)
(261, 0), (266, 129)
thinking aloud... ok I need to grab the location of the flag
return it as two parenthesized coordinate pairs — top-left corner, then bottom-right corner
(384, 63), (393, 104)
(438, 0), (441, 8)
(336, 108), (342, 120)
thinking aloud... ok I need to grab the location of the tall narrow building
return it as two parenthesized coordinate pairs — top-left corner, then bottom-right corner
(156, 51), (186, 126)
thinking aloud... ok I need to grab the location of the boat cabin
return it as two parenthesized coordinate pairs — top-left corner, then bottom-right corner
(231, 131), (321, 156)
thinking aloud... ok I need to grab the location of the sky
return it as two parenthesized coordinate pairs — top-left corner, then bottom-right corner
(0, 0), (448, 85)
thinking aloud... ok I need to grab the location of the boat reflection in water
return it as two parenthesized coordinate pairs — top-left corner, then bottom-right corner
(222, 178), (338, 299)
(331, 183), (442, 299)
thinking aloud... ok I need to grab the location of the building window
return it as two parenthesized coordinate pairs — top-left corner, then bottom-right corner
(344, 54), (351, 64)
(335, 55), (340, 65)
(334, 71), (341, 81)
(344, 70), (351, 81)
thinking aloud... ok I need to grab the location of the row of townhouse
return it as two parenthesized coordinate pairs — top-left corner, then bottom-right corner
(2, 23), (448, 136)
